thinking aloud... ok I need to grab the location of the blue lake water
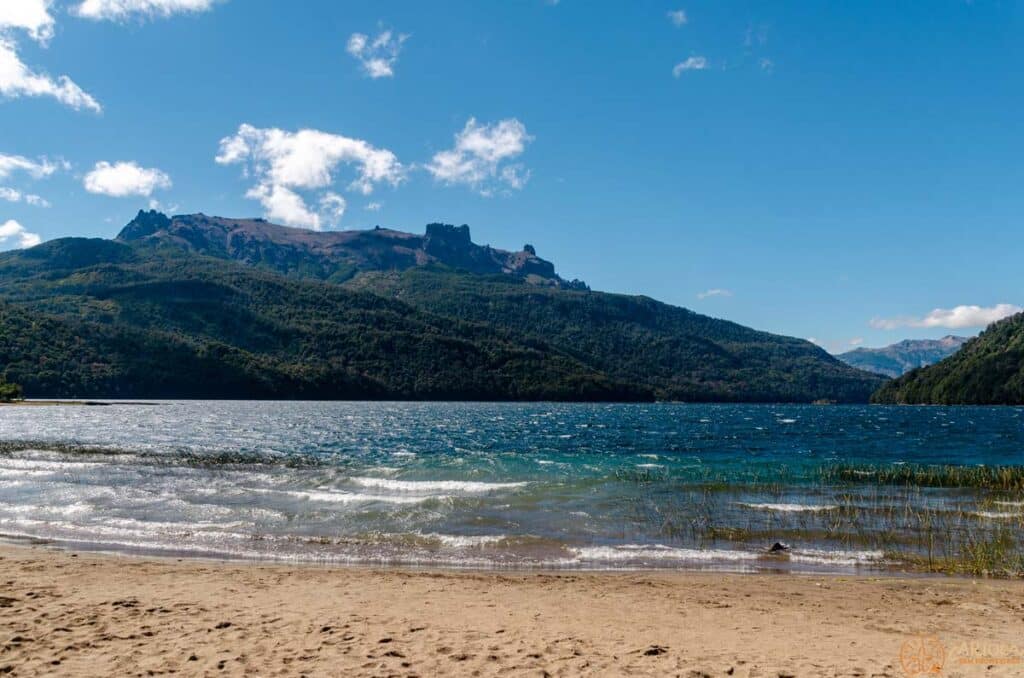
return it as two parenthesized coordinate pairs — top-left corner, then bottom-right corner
(1, 402), (1022, 573)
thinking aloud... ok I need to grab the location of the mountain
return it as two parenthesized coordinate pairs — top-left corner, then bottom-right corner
(837, 336), (969, 378)
(118, 211), (588, 289)
(872, 313), (1024, 405)
(0, 211), (884, 402)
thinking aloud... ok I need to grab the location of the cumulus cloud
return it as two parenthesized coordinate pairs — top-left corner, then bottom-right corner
(216, 123), (404, 230)
(673, 56), (708, 77)
(697, 288), (733, 300)
(83, 160), (172, 197)
(667, 10), (687, 27)
(0, 37), (101, 112)
(426, 118), (532, 195)
(346, 30), (408, 79)
(0, 219), (41, 249)
(0, 0), (55, 44)
(74, 0), (220, 21)
(870, 304), (1022, 330)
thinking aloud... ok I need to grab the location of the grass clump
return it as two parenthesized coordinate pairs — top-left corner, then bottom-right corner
(821, 463), (1024, 493)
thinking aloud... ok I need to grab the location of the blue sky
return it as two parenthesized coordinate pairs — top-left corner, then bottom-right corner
(1, 0), (1021, 352)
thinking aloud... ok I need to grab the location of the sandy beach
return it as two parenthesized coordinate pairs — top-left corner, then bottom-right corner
(0, 545), (1020, 677)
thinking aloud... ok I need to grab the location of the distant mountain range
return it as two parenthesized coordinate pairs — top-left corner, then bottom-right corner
(0, 211), (883, 402)
(838, 336), (969, 378)
(872, 313), (1024, 405)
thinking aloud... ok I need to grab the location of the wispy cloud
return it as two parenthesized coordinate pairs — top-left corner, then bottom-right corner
(346, 30), (408, 79)
(216, 124), (404, 229)
(0, 219), (41, 249)
(667, 10), (687, 27)
(672, 56), (708, 77)
(84, 161), (172, 197)
(0, 186), (49, 207)
(0, 153), (65, 180)
(697, 288), (733, 300)
(73, 0), (222, 21)
(426, 118), (532, 196)
(0, 37), (101, 112)
(870, 304), (1022, 330)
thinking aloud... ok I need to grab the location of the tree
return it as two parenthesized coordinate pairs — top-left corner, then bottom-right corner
(0, 378), (23, 402)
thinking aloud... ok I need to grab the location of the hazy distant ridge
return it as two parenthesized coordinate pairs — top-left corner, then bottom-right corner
(838, 336), (968, 377)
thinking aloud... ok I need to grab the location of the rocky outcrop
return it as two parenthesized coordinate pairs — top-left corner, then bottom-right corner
(117, 212), (581, 288)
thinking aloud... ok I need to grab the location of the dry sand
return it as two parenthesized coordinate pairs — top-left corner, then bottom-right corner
(1, 544), (1022, 677)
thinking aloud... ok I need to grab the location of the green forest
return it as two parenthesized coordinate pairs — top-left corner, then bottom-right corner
(0, 216), (885, 402)
(872, 312), (1024, 405)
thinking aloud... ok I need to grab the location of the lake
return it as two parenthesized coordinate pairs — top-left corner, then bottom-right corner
(1, 402), (1022, 574)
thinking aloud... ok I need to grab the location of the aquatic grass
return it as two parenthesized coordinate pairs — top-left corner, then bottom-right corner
(821, 463), (1024, 492)
(626, 476), (1024, 578)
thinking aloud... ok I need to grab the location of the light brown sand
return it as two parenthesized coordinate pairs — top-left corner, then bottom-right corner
(1, 545), (1022, 677)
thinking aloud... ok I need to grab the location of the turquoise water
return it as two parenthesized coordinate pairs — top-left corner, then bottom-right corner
(0, 402), (1022, 573)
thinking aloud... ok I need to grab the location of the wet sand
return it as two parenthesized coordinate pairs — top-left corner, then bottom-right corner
(0, 544), (1022, 677)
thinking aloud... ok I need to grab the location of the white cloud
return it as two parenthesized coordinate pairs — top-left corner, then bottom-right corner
(74, 0), (220, 21)
(848, 337), (864, 347)
(426, 117), (533, 195)
(0, 37), (101, 112)
(0, 186), (49, 207)
(697, 288), (733, 300)
(318, 191), (346, 227)
(216, 124), (403, 230)
(346, 30), (408, 79)
(667, 10), (687, 27)
(0, 152), (64, 180)
(83, 160), (172, 197)
(673, 56), (708, 77)
(0, 0), (55, 44)
(759, 57), (774, 72)
(870, 304), (1022, 330)
(0, 219), (41, 248)
(364, 201), (382, 212)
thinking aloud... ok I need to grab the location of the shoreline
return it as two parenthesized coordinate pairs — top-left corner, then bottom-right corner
(1, 543), (1022, 676)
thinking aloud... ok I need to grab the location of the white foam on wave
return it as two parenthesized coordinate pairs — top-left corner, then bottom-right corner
(636, 463), (663, 469)
(249, 487), (442, 505)
(994, 500), (1024, 507)
(0, 501), (92, 517)
(571, 544), (760, 563)
(423, 533), (507, 548)
(738, 502), (839, 513)
(349, 477), (527, 493)
(788, 548), (885, 566)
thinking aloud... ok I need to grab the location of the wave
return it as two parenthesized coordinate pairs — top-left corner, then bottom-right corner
(737, 502), (839, 513)
(787, 548), (885, 566)
(248, 487), (444, 505)
(421, 533), (508, 548)
(348, 477), (528, 493)
(571, 544), (760, 563)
